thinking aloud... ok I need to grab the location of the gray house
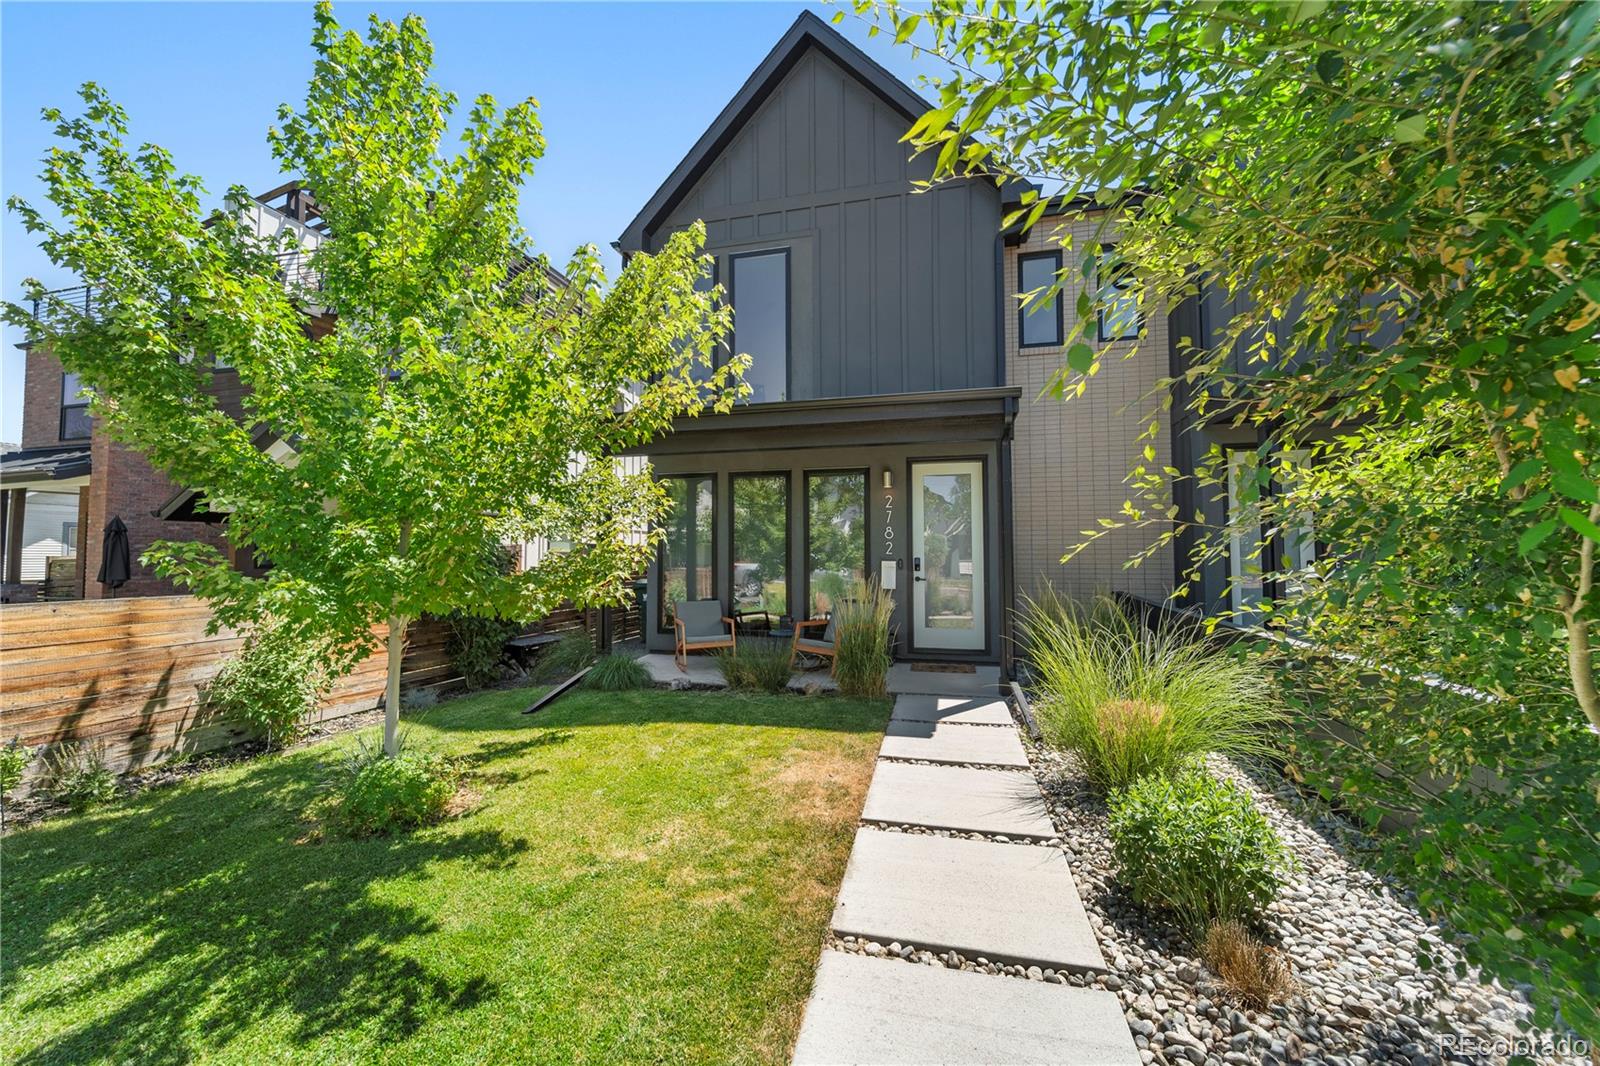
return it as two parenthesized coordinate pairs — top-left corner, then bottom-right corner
(621, 12), (1288, 669)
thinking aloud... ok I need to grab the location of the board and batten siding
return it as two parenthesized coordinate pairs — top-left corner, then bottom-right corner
(653, 48), (1002, 400)
(1005, 217), (1175, 605)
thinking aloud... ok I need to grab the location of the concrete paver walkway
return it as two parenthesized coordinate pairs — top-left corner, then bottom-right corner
(860, 761), (1054, 839)
(793, 685), (1140, 1064)
(793, 952), (1139, 1066)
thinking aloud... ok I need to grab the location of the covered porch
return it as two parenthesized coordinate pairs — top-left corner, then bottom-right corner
(629, 387), (1021, 672)
(0, 445), (92, 603)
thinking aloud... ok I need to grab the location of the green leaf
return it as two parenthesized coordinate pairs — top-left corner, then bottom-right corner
(1559, 507), (1600, 542)
(1556, 149), (1600, 190)
(1315, 50), (1344, 85)
(1392, 114), (1428, 143)
(1518, 519), (1560, 555)
(1066, 342), (1096, 373)
(1500, 459), (1543, 494)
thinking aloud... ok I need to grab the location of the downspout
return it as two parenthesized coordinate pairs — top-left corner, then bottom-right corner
(999, 395), (1018, 682)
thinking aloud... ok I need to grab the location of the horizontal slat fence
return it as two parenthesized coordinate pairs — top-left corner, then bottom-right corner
(0, 595), (642, 787)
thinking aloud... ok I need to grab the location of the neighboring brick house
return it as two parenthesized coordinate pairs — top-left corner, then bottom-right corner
(0, 184), (327, 601)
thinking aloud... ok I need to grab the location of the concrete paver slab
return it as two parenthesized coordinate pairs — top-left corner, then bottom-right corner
(830, 830), (1107, 973)
(878, 719), (1029, 768)
(890, 694), (1015, 726)
(860, 762), (1055, 839)
(793, 951), (1138, 1066)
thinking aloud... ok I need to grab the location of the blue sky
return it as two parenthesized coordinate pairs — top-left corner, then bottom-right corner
(0, 1), (949, 444)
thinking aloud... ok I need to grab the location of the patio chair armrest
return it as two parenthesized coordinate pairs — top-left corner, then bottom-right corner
(794, 618), (829, 630)
(721, 616), (738, 627)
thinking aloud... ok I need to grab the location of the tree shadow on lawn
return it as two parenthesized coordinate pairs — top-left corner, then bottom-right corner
(430, 686), (893, 737)
(4, 755), (522, 1066)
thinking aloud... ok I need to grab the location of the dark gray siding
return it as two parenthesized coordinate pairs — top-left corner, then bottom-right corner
(652, 48), (1001, 400)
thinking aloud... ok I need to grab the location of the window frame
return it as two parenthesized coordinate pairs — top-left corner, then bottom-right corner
(801, 468), (870, 621)
(1095, 244), (1142, 343)
(59, 372), (90, 441)
(655, 472), (718, 634)
(1224, 445), (1268, 619)
(726, 246), (791, 404)
(729, 470), (791, 624)
(1016, 250), (1065, 350)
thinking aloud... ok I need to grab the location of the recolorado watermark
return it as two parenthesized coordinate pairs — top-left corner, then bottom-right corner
(1436, 1033), (1591, 1061)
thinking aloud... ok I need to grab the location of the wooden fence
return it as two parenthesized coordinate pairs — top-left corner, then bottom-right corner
(0, 594), (642, 786)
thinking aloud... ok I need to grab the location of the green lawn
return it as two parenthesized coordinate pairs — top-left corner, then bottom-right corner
(2, 687), (890, 1065)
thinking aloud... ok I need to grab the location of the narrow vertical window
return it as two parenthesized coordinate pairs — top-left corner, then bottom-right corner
(659, 475), (715, 632)
(1226, 450), (1265, 619)
(60, 372), (91, 440)
(729, 249), (788, 403)
(805, 471), (867, 617)
(1097, 245), (1141, 342)
(731, 473), (789, 623)
(1017, 251), (1063, 348)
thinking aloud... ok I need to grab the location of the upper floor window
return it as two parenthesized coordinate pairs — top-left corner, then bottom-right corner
(1097, 245), (1141, 342)
(60, 372), (91, 440)
(1017, 251), (1063, 348)
(729, 249), (788, 403)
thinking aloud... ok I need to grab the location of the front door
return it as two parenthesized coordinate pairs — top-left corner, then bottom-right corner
(910, 460), (985, 652)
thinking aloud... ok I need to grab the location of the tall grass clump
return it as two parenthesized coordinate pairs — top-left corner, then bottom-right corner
(584, 653), (652, 691)
(714, 638), (793, 694)
(833, 578), (895, 698)
(1020, 590), (1277, 792)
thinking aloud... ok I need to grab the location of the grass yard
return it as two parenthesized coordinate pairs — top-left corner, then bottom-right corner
(1, 687), (890, 1065)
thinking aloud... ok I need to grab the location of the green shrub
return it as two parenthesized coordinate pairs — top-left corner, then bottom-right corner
(332, 739), (459, 836)
(1108, 769), (1292, 937)
(583, 653), (652, 691)
(0, 739), (33, 796)
(446, 611), (521, 689)
(1021, 591), (1278, 792)
(833, 579), (895, 698)
(713, 638), (792, 694)
(208, 624), (331, 749)
(532, 631), (595, 682)
(45, 743), (118, 813)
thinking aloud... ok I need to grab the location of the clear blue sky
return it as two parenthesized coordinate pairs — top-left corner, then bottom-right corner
(1, 1), (949, 445)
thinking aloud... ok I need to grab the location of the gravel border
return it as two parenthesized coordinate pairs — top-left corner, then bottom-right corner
(1022, 731), (1588, 1066)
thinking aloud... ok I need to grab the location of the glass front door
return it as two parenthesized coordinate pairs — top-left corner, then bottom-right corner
(910, 461), (985, 652)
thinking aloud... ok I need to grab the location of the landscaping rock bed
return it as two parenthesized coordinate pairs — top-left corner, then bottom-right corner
(1023, 737), (1587, 1066)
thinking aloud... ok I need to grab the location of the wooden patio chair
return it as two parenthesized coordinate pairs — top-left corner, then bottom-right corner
(673, 599), (737, 671)
(789, 613), (838, 676)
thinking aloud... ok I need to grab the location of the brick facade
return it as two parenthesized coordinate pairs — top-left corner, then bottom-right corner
(19, 345), (80, 449)
(1005, 214), (1174, 605)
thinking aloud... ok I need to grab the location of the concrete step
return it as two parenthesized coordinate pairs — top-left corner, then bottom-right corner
(861, 761), (1055, 839)
(830, 829), (1107, 974)
(793, 951), (1139, 1066)
(879, 718), (1029, 768)
(889, 694), (1016, 726)
(887, 663), (1002, 698)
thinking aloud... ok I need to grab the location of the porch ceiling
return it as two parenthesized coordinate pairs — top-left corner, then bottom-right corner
(0, 445), (92, 489)
(633, 387), (1021, 456)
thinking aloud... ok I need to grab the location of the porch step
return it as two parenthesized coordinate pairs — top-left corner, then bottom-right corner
(861, 761), (1055, 839)
(793, 952), (1139, 1066)
(830, 828), (1107, 974)
(886, 662), (1003, 698)
(879, 718), (1029, 768)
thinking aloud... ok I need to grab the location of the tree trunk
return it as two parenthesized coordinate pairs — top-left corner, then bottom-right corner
(384, 614), (408, 757)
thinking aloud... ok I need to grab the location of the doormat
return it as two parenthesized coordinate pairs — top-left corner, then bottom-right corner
(910, 662), (977, 674)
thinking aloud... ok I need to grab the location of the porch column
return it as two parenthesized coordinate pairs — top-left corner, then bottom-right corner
(2, 489), (24, 585)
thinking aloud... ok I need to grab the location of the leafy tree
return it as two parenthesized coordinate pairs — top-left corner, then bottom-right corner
(6, 5), (737, 757)
(864, 0), (1600, 1038)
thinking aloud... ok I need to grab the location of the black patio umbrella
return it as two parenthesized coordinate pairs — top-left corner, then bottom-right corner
(97, 515), (131, 591)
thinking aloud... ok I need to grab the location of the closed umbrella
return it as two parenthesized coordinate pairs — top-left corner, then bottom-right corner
(97, 515), (131, 592)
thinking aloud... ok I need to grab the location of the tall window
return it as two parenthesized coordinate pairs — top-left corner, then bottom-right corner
(732, 473), (789, 621)
(60, 372), (90, 440)
(729, 249), (788, 403)
(1226, 450), (1265, 619)
(1017, 251), (1063, 348)
(805, 471), (867, 617)
(1097, 245), (1141, 342)
(659, 475), (715, 631)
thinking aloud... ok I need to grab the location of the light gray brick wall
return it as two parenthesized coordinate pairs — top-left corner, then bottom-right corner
(1006, 215), (1174, 607)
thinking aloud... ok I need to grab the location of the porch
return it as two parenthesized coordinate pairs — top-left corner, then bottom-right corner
(0, 444), (92, 603)
(628, 387), (1021, 672)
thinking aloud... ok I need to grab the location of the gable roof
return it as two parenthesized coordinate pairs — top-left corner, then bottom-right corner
(617, 10), (1025, 252)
